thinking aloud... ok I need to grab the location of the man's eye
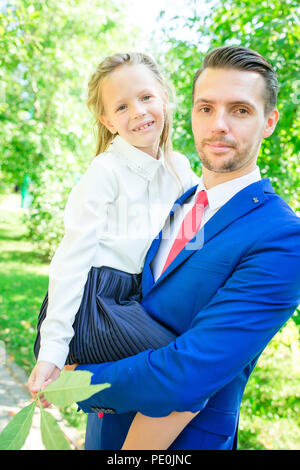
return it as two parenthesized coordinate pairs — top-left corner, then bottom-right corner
(236, 108), (249, 114)
(200, 107), (210, 113)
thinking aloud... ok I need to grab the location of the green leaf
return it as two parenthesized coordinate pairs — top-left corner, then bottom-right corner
(42, 370), (111, 407)
(0, 401), (36, 450)
(40, 407), (71, 450)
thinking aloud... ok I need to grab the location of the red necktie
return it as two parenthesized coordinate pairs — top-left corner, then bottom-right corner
(161, 190), (208, 274)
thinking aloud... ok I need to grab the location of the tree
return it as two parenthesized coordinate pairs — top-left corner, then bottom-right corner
(159, 0), (300, 210)
(0, 0), (139, 256)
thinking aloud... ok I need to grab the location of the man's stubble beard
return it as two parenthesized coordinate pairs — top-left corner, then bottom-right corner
(196, 139), (262, 173)
(197, 147), (245, 173)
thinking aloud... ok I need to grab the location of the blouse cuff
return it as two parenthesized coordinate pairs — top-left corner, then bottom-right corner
(37, 342), (69, 370)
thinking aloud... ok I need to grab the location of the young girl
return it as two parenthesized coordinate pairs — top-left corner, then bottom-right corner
(28, 52), (200, 449)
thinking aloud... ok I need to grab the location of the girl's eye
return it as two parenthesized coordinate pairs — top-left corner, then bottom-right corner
(142, 95), (152, 101)
(117, 104), (127, 112)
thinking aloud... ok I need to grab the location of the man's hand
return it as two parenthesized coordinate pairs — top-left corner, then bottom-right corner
(63, 364), (78, 371)
(27, 360), (61, 408)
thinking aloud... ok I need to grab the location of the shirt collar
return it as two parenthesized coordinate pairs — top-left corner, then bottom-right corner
(196, 165), (262, 211)
(108, 135), (166, 180)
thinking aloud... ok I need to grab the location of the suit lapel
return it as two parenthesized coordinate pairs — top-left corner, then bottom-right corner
(142, 178), (274, 297)
(142, 230), (162, 296)
(142, 185), (198, 296)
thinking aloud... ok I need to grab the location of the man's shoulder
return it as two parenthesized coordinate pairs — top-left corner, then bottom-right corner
(242, 178), (299, 221)
(248, 182), (300, 244)
(262, 180), (299, 222)
(229, 179), (300, 247)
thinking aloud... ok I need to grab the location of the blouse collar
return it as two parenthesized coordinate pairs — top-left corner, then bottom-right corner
(108, 135), (166, 180)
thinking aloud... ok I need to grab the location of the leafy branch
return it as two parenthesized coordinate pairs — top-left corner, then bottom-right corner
(0, 370), (110, 450)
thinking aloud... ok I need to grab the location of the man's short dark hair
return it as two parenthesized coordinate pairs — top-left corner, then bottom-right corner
(192, 46), (278, 114)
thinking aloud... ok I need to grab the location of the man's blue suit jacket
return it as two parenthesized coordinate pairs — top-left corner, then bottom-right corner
(77, 178), (300, 450)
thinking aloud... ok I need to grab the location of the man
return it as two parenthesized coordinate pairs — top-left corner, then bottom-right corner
(76, 46), (300, 450)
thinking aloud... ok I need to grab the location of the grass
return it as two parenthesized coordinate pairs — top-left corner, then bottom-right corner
(0, 207), (49, 372)
(0, 202), (299, 449)
(238, 322), (300, 450)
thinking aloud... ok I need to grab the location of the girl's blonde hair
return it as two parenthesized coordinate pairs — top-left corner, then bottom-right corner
(87, 52), (173, 159)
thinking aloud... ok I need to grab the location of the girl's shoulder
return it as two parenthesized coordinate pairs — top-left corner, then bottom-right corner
(170, 151), (192, 169)
(91, 148), (119, 169)
(73, 151), (119, 199)
(170, 151), (200, 188)
(83, 149), (120, 180)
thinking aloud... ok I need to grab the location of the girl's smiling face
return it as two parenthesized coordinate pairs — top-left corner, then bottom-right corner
(100, 64), (168, 159)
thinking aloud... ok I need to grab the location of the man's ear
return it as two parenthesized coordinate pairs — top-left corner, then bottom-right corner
(100, 115), (116, 134)
(263, 108), (279, 138)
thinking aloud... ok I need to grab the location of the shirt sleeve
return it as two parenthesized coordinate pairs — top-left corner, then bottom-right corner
(38, 157), (117, 369)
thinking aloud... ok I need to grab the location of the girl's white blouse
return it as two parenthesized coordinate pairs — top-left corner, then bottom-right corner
(38, 136), (199, 368)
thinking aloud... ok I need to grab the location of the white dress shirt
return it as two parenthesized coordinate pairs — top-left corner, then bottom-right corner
(38, 135), (199, 369)
(151, 166), (261, 281)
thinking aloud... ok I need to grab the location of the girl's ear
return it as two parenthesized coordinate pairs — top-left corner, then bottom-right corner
(163, 89), (169, 105)
(161, 89), (169, 114)
(100, 115), (117, 134)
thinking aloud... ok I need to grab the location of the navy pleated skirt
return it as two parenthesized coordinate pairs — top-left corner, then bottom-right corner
(34, 266), (176, 365)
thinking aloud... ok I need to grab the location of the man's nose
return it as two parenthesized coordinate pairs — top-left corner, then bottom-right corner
(211, 110), (229, 134)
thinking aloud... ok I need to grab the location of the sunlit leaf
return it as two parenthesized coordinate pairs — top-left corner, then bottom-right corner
(0, 401), (35, 450)
(40, 407), (71, 450)
(42, 370), (110, 407)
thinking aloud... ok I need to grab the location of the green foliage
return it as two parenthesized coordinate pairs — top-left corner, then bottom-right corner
(0, 0), (139, 258)
(40, 406), (71, 450)
(0, 208), (49, 371)
(0, 370), (110, 450)
(24, 156), (83, 259)
(3, 0), (298, 257)
(42, 369), (110, 407)
(239, 317), (300, 449)
(1, 0), (300, 450)
(159, 0), (300, 210)
(0, 402), (36, 450)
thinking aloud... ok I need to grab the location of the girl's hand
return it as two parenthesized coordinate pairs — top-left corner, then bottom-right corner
(27, 360), (61, 408)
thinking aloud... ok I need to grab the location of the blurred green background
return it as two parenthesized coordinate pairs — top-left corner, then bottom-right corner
(0, 0), (299, 450)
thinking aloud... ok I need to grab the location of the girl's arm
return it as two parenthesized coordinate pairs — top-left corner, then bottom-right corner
(121, 410), (200, 450)
(28, 158), (117, 402)
(36, 157), (116, 371)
